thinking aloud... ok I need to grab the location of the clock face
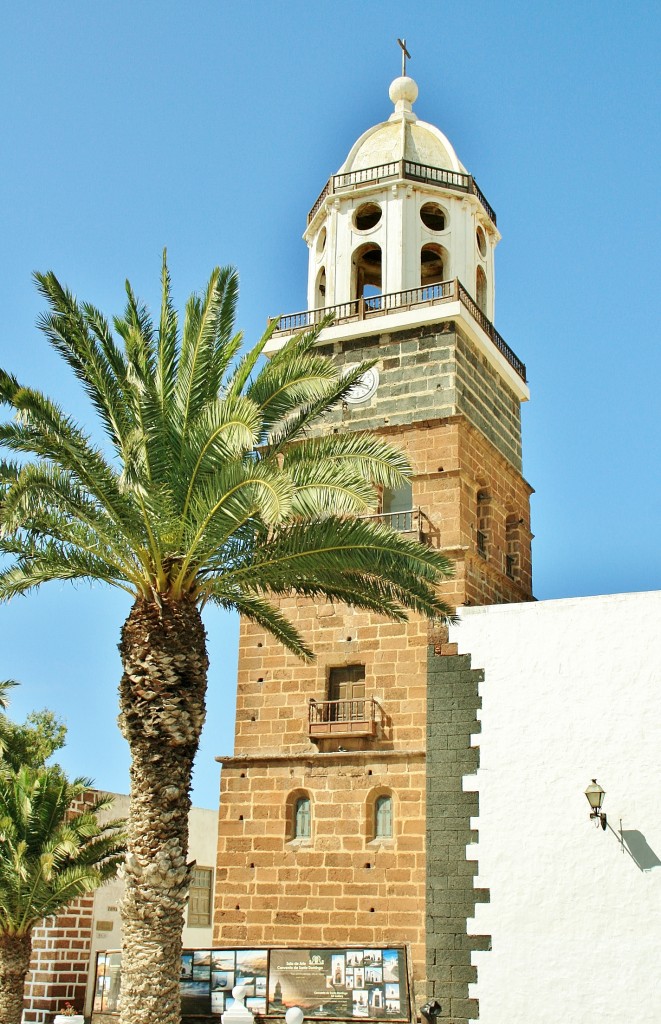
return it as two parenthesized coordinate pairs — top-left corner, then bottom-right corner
(344, 364), (379, 405)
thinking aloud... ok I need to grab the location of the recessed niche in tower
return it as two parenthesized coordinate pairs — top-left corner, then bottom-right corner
(420, 244), (446, 287)
(420, 202), (446, 232)
(353, 202), (382, 232)
(476, 225), (487, 257)
(353, 243), (382, 299)
(316, 226), (327, 254)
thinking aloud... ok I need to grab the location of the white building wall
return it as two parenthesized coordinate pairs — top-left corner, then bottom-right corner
(450, 591), (661, 1024)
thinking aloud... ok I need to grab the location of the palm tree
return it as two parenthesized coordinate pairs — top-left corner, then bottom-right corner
(0, 765), (124, 1024)
(0, 255), (455, 1024)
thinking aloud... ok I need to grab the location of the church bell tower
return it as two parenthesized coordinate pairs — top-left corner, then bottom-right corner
(266, 70), (532, 604)
(215, 68), (534, 1024)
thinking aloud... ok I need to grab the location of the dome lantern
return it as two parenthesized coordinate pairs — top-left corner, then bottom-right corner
(303, 72), (501, 324)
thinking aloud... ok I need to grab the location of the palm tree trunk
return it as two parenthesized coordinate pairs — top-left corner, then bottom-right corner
(118, 595), (209, 1024)
(0, 930), (33, 1024)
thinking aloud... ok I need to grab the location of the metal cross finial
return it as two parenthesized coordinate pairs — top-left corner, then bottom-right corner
(397, 38), (411, 77)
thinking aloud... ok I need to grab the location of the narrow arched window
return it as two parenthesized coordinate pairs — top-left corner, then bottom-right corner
(374, 795), (393, 838)
(476, 266), (487, 314)
(295, 796), (311, 838)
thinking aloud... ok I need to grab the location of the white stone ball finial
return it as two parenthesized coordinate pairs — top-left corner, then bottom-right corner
(222, 986), (254, 1024)
(285, 1008), (305, 1024)
(389, 75), (418, 113)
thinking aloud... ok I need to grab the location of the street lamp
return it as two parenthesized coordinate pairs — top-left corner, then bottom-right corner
(585, 779), (607, 830)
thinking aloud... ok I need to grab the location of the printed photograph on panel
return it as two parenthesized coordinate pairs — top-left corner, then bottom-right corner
(382, 951), (400, 983)
(180, 979), (211, 1016)
(353, 989), (370, 1017)
(211, 970), (234, 992)
(211, 951), (235, 972)
(331, 954), (346, 987)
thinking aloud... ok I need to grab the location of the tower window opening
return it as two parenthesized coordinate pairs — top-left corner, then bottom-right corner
(315, 266), (327, 308)
(476, 265), (487, 314)
(420, 202), (446, 232)
(295, 797), (311, 838)
(420, 244), (446, 295)
(506, 513), (520, 581)
(374, 795), (393, 839)
(381, 480), (413, 532)
(476, 225), (487, 257)
(316, 226), (327, 254)
(353, 202), (382, 231)
(353, 243), (382, 301)
(476, 489), (490, 559)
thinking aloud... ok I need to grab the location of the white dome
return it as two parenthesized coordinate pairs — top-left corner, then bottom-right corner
(338, 76), (466, 175)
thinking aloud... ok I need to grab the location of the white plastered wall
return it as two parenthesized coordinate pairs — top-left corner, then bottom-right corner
(450, 591), (661, 1024)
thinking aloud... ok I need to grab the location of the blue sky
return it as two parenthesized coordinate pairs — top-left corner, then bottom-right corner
(1, 1), (659, 807)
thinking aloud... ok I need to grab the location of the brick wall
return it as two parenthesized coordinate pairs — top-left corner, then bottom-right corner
(23, 893), (96, 1023)
(22, 790), (105, 1023)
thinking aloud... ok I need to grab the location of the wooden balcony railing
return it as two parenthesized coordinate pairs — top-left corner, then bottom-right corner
(360, 507), (430, 542)
(308, 697), (384, 739)
(272, 278), (526, 382)
(307, 159), (497, 225)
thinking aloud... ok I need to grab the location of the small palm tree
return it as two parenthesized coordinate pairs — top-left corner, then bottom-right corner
(0, 765), (124, 1024)
(0, 256), (455, 1024)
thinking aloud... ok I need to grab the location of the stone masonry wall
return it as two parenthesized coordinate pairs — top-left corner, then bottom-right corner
(215, 610), (431, 1008)
(314, 323), (523, 473)
(454, 329), (522, 470)
(426, 649), (489, 1024)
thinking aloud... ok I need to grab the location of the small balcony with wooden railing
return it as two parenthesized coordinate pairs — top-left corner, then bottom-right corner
(270, 278), (526, 383)
(361, 507), (431, 543)
(308, 697), (385, 740)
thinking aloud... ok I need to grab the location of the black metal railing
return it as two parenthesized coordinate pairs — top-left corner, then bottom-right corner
(307, 159), (496, 225)
(271, 278), (526, 382)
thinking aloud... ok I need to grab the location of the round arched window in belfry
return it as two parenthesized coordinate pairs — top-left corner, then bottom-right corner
(353, 202), (382, 232)
(476, 225), (487, 257)
(420, 202), (446, 232)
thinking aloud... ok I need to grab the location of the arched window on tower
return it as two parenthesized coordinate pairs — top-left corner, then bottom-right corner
(476, 266), (487, 315)
(374, 795), (393, 839)
(315, 266), (326, 309)
(505, 513), (520, 580)
(420, 244), (446, 298)
(352, 243), (382, 304)
(286, 789), (312, 842)
(476, 489), (490, 559)
(294, 796), (311, 838)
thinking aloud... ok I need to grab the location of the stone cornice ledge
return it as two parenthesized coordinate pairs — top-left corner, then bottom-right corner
(216, 748), (426, 767)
